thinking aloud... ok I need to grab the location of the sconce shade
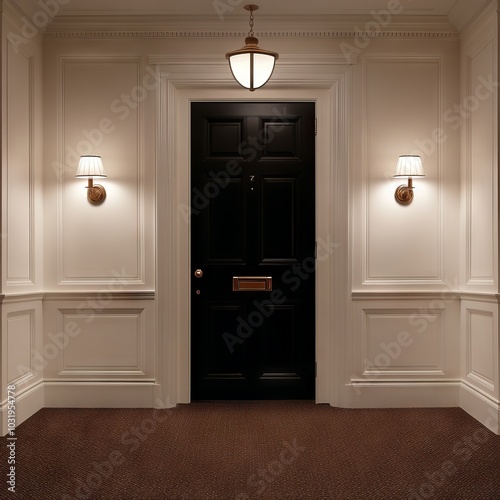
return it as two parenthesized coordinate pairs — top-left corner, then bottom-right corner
(394, 155), (425, 178)
(76, 155), (107, 205)
(76, 155), (107, 178)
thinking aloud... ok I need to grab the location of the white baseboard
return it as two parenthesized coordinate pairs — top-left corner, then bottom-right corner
(460, 381), (500, 435)
(344, 380), (461, 408)
(1, 382), (44, 437)
(4, 380), (499, 436)
(44, 382), (156, 408)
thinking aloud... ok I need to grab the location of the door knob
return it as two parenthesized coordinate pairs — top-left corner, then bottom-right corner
(194, 269), (203, 278)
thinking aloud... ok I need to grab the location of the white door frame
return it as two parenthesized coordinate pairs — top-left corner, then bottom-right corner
(152, 55), (352, 408)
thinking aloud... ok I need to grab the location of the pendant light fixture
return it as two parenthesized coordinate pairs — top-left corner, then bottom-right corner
(225, 4), (279, 92)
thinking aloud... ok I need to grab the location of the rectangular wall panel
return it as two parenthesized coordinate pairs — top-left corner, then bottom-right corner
(362, 309), (442, 375)
(351, 295), (460, 386)
(59, 309), (145, 375)
(7, 311), (34, 383)
(42, 296), (155, 382)
(6, 42), (33, 284)
(60, 58), (143, 284)
(364, 58), (441, 283)
(466, 40), (496, 285)
(469, 310), (494, 386)
(461, 299), (498, 396)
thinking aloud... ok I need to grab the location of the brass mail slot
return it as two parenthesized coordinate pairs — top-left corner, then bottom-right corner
(232, 276), (272, 292)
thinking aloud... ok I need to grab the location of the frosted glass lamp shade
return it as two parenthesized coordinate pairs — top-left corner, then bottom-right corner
(226, 37), (278, 92)
(76, 155), (107, 178)
(394, 155), (425, 178)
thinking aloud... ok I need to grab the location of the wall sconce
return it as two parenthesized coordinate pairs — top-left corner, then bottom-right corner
(393, 155), (425, 205)
(225, 4), (279, 91)
(76, 155), (107, 205)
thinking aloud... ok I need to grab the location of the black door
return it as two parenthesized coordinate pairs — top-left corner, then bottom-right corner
(191, 102), (315, 399)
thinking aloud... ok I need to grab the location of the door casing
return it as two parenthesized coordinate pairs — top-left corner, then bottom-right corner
(154, 59), (351, 409)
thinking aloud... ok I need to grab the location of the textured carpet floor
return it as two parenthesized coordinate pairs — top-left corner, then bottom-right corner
(2, 402), (500, 499)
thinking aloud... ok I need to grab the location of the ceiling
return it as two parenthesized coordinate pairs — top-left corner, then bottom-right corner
(13, 0), (493, 31)
(40, 0), (460, 17)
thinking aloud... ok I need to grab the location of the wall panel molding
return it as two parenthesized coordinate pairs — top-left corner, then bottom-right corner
(461, 3), (498, 292)
(352, 291), (460, 301)
(6, 309), (36, 385)
(1, 293), (44, 304)
(1, 295), (44, 436)
(57, 308), (147, 377)
(57, 56), (146, 285)
(42, 295), (155, 382)
(361, 55), (445, 286)
(358, 307), (445, 377)
(43, 291), (155, 301)
(4, 38), (35, 286)
(2, 298), (43, 390)
(462, 304), (498, 396)
(460, 292), (500, 303)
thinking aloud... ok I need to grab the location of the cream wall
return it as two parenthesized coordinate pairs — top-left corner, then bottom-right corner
(348, 35), (462, 408)
(42, 47), (157, 408)
(41, 28), (464, 411)
(459, 2), (500, 432)
(1, 1), (45, 433)
(1, 0), (499, 434)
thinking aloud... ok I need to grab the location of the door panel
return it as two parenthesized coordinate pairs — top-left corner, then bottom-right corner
(191, 102), (315, 400)
(207, 178), (246, 263)
(260, 176), (297, 262)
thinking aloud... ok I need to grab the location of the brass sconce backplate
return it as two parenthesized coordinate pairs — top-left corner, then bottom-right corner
(395, 185), (414, 205)
(87, 184), (106, 205)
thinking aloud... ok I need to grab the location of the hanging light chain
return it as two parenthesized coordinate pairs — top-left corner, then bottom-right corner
(248, 8), (254, 37)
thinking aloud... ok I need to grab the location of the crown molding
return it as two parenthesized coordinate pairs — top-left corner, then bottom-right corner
(44, 30), (458, 40)
(4, 0), (28, 19)
(448, 0), (495, 32)
(44, 13), (458, 40)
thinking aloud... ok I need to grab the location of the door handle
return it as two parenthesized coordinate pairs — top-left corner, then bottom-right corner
(194, 269), (203, 278)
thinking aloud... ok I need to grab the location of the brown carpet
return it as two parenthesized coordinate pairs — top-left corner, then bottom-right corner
(2, 402), (500, 500)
